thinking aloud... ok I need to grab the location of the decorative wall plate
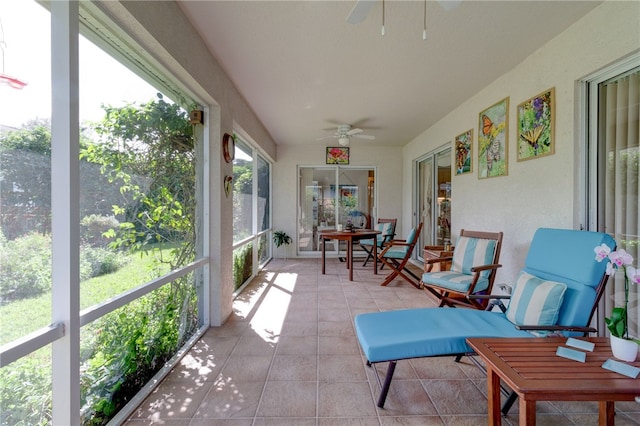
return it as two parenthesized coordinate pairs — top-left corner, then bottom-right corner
(223, 133), (235, 163)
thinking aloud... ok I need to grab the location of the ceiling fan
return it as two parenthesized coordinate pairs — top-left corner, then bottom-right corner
(346, 0), (463, 24)
(318, 124), (376, 146)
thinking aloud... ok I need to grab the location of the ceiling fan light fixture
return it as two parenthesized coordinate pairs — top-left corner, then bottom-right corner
(338, 136), (350, 146)
(423, 0), (428, 40)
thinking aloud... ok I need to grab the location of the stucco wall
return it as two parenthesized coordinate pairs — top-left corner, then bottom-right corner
(273, 144), (404, 255)
(402, 0), (640, 284)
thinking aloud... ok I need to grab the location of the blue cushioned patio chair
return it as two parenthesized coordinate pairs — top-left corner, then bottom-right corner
(355, 228), (615, 411)
(378, 222), (423, 288)
(421, 229), (503, 309)
(360, 218), (397, 267)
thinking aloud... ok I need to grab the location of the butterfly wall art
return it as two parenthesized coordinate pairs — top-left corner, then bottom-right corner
(478, 97), (509, 179)
(455, 129), (473, 175)
(517, 88), (555, 161)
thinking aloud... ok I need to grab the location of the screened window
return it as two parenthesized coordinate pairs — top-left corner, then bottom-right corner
(0, 3), (53, 423)
(0, 2), (208, 424)
(232, 136), (272, 291)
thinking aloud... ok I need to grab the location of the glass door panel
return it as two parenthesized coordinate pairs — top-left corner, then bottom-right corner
(416, 147), (451, 259)
(298, 166), (374, 254)
(436, 149), (452, 246)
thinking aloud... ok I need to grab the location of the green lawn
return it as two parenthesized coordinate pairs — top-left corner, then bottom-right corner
(0, 249), (171, 346)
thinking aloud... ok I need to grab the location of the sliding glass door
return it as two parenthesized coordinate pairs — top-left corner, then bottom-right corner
(298, 166), (374, 254)
(416, 146), (452, 260)
(586, 62), (639, 338)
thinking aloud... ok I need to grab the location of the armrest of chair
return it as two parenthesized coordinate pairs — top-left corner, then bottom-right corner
(423, 255), (453, 272)
(469, 263), (502, 273)
(378, 240), (409, 257)
(424, 255), (453, 264)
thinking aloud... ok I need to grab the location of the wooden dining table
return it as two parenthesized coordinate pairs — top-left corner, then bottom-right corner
(319, 229), (381, 281)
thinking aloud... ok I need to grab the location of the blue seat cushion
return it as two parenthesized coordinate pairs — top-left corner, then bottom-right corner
(360, 222), (393, 247)
(420, 271), (490, 293)
(354, 308), (533, 363)
(381, 226), (418, 259)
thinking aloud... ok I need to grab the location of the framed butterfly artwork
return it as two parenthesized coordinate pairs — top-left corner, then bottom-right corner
(478, 97), (509, 179)
(517, 87), (555, 161)
(454, 129), (473, 175)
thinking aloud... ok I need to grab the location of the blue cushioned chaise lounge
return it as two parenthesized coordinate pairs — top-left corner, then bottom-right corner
(354, 228), (615, 409)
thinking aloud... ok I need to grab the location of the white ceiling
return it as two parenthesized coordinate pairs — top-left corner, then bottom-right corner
(177, 0), (601, 147)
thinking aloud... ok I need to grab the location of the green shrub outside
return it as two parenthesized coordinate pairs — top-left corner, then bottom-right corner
(0, 231), (129, 303)
(0, 231), (52, 302)
(80, 215), (120, 248)
(0, 246), (196, 426)
(80, 275), (198, 425)
(233, 242), (253, 291)
(0, 348), (52, 426)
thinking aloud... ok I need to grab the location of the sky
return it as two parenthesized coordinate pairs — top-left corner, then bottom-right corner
(0, 0), (158, 129)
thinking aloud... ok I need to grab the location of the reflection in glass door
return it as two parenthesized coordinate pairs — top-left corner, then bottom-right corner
(298, 166), (374, 254)
(416, 147), (451, 259)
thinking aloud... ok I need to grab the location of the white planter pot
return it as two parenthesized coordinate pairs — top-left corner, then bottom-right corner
(610, 335), (639, 362)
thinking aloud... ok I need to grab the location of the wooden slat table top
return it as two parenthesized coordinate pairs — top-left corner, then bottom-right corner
(467, 337), (640, 401)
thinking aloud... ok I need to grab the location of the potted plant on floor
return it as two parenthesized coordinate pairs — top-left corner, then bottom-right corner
(273, 230), (292, 259)
(594, 243), (640, 361)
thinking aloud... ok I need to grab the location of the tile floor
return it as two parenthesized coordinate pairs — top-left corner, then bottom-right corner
(125, 258), (640, 425)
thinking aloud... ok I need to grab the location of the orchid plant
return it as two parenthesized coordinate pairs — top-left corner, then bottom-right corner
(594, 244), (640, 340)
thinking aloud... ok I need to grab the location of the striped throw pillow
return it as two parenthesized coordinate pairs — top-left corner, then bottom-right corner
(506, 271), (567, 326)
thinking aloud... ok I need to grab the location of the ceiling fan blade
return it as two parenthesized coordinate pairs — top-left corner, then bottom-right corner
(346, 0), (376, 24)
(346, 128), (363, 136)
(437, 0), (463, 12)
(354, 134), (375, 140)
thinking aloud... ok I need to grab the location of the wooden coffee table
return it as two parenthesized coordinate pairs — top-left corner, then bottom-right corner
(466, 337), (640, 426)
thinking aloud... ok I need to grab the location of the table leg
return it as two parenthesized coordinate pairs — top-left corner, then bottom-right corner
(519, 397), (536, 426)
(348, 239), (353, 281)
(598, 401), (615, 426)
(487, 367), (502, 426)
(373, 238), (378, 275)
(321, 237), (326, 275)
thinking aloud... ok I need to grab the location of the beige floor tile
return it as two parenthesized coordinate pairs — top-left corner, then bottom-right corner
(279, 320), (318, 336)
(318, 335), (361, 355)
(268, 354), (317, 381)
(219, 355), (272, 383)
(193, 379), (263, 419)
(318, 354), (367, 381)
(130, 380), (213, 421)
(318, 381), (378, 417)
(375, 380), (439, 416)
(276, 335), (318, 355)
(318, 319), (355, 336)
(125, 258), (639, 425)
(422, 379), (489, 415)
(256, 381), (317, 417)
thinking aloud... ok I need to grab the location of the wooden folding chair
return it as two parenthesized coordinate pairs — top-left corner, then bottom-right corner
(360, 218), (397, 267)
(421, 229), (503, 309)
(378, 222), (423, 288)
